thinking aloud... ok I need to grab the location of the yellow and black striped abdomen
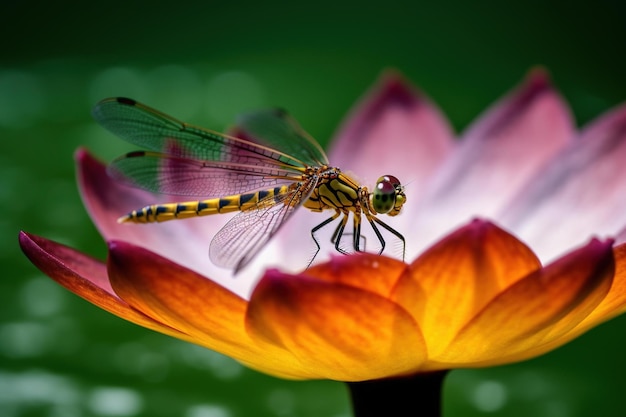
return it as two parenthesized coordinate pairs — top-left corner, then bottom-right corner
(119, 186), (290, 224)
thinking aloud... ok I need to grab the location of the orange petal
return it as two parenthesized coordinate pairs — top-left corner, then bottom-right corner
(305, 253), (408, 298)
(433, 238), (615, 368)
(247, 269), (426, 381)
(18, 232), (187, 340)
(504, 243), (626, 361)
(106, 241), (312, 379)
(392, 220), (541, 356)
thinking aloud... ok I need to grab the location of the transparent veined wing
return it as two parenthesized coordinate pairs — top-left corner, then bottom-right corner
(108, 150), (303, 197)
(234, 108), (329, 167)
(93, 97), (324, 170)
(209, 179), (318, 272)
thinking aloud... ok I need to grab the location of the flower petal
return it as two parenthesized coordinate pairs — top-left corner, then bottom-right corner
(18, 231), (186, 339)
(511, 243), (626, 360)
(76, 149), (255, 297)
(416, 70), (575, 250)
(500, 104), (626, 262)
(433, 238), (614, 367)
(246, 269), (426, 381)
(328, 70), (455, 190)
(391, 220), (541, 357)
(304, 253), (408, 298)
(106, 240), (310, 379)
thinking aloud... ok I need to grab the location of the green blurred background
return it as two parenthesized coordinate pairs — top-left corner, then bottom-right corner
(2, 1), (626, 416)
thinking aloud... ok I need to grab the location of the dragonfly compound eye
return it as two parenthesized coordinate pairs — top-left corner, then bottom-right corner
(377, 175), (401, 188)
(372, 178), (398, 214)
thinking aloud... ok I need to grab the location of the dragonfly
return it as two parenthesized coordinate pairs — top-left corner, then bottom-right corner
(93, 97), (407, 272)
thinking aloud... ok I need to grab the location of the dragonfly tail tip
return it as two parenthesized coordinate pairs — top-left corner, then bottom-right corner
(117, 215), (132, 224)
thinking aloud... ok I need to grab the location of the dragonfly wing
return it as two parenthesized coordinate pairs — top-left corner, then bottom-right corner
(93, 98), (307, 169)
(209, 180), (317, 272)
(235, 108), (329, 167)
(108, 151), (301, 197)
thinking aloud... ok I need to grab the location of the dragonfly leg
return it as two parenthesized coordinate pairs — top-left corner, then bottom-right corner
(308, 209), (343, 268)
(352, 212), (363, 253)
(330, 214), (368, 252)
(366, 215), (406, 261)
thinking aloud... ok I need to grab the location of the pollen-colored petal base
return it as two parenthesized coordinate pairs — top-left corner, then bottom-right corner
(247, 266), (427, 381)
(392, 220), (541, 358)
(432, 238), (615, 368)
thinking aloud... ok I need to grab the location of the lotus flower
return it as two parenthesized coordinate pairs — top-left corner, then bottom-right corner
(19, 70), (626, 414)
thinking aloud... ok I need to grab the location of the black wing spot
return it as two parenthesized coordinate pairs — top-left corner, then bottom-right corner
(117, 97), (137, 106)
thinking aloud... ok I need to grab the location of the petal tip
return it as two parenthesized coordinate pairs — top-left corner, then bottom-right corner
(18, 230), (35, 252)
(107, 239), (139, 256)
(74, 147), (90, 162)
(18, 231), (50, 259)
(524, 66), (553, 90)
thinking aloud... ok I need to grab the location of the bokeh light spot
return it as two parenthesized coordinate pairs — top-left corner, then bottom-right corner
(144, 65), (204, 120)
(185, 404), (231, 417)
(0, 321), (53, 358)
(205, 71), (266, 126)
(0, 70), (45, 128)
(87, 387), (143, 416)
(471, 380), (508, 412)
(173, 343), (243, 380)
(88, 67), (146, 106)
(0, 370), (80, 407)
(20, 276), (66, 317)
(113, 342), (170, 382)
(266, 388), (296, 416)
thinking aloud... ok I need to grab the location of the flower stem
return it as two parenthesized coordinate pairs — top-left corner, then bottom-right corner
(346, 371), (448, 417)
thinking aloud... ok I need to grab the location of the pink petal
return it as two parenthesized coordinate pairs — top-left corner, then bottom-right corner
(328, 70), (455, 191)
(500, 104), (626, 261)
(18, 232), (187, 339)
(76, 149), (256, 297)
(416, 70), (575, 253)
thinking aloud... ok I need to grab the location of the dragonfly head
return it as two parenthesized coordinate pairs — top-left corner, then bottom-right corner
(370, 175), (406, 217)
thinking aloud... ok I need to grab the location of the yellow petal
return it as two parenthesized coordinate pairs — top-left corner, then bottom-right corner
(392, 220), (541, 356)
(433, 238), (614, 368)
(107, 241), (313, 379)
(247, 269), (426, 381)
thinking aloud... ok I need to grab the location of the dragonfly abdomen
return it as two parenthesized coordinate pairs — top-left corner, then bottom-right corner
(118, 186), (291, 224)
